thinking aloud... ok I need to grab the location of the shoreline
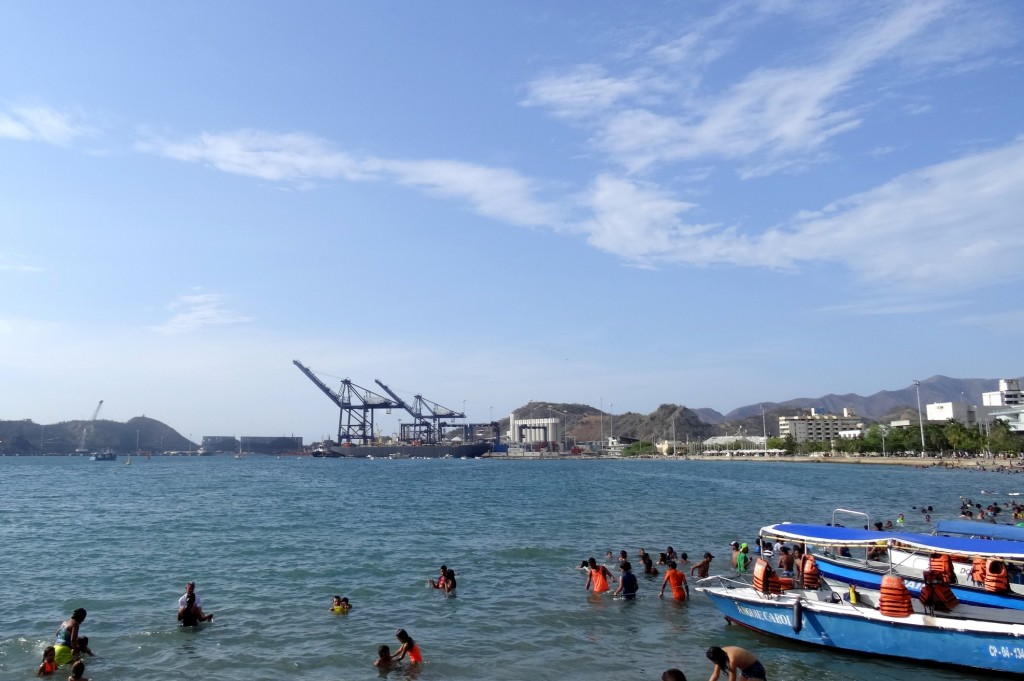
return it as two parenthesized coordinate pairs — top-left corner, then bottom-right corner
(493, 453), (1020, 469)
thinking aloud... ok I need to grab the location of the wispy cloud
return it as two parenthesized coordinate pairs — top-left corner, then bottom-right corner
(570, 137), (1024, 290)
(137, 130), (368, 184)
(0, 104), (89, 146)
(141, 130), (565, 228)
(151, 293), (252, 335)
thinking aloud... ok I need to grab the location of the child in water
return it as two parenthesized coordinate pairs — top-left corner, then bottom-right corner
(37, 646), (57, 676)
(67, 660), (88, 681)
(391, 629), (423, 664)
(75, 637), (95, 659)
(330, 595), (351, 613)
(374, 645), (393, 668)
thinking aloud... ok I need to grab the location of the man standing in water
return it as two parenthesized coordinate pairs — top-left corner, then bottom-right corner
(585, 557), (615, 593)
(178, 581), (202, 609)
(659, 560), (689, 601)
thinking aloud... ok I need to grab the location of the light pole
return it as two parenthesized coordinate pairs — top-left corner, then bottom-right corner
(599, 396), (604, 444)
(761, 404), (768, 454)
(879, 425), (889, 457)
(135, 429), (140, 455)
(610, 403), (614, 441)
(914, 380), (926, 457)
(672, 416), (677, 456)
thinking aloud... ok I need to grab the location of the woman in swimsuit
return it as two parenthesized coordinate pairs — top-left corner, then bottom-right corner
(53, 609), (86, 668)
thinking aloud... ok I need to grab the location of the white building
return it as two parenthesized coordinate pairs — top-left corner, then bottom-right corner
(779, 408), (861, 443)
(990, 406), (1024, 434)
(926, 401), (998, 426)
(983, 379), (1022, 407)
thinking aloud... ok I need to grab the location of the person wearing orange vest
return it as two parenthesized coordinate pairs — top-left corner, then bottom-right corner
(660, 560), (689, 601)
(585, 557), (615, 593)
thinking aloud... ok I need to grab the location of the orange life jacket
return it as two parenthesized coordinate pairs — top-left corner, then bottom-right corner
(971, 556), (987, 585)
(919, 582), (959, 612)
(985, 559), (1010, 593)
(800, 554), (820, 589)
(879, 575), (914, 617)
(752, 558), (782, 595)
(928, 553), (954, 584)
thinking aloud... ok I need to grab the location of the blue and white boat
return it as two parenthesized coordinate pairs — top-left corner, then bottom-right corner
(697, 570), (1024, 674)
(761, 522), (1024, 611)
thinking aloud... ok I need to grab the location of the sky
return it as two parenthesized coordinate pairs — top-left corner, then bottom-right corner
(1, 1), (1022, 444)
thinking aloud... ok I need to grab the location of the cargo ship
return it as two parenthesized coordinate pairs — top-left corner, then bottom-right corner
(313, 441), (491, 459)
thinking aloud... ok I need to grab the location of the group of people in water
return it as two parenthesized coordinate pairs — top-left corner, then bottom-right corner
(40, 576), (433, 677)
(583, 547), (767, 680)
(38, 608), (93, 679)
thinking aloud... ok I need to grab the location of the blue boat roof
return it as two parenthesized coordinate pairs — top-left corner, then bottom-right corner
(762, 523), (1024, 560)
(934, 519), (1024, 542)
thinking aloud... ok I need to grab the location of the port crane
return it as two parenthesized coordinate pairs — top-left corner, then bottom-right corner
(76, 400), (104, 453)
(292, 360), (398, 445)
(374, 380), (466, 445)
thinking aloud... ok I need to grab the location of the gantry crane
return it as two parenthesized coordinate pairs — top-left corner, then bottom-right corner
(374, 380), (465, 445)
(76, 400), (104, 453)
(292, 360), (397, 445)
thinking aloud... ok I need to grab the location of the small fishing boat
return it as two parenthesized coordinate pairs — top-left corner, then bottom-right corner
(697, 559), (1024, 674)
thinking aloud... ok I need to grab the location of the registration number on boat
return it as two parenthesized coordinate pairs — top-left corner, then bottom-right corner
(988, 645), (1024, 660)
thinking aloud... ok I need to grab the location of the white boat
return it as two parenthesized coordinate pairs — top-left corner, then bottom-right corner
(91, 449), (117, 462)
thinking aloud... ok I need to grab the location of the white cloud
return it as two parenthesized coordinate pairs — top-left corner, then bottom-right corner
(520, 65), (655, 120)
(138, 130), (368, 184)
(151, 293), (252, 335)
(0, 104), (88, 145)
(142, 129), (565, 228)
(368, 158), (565, 228)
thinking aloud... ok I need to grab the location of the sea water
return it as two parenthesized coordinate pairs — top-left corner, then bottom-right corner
(0, 456), (1013, 681)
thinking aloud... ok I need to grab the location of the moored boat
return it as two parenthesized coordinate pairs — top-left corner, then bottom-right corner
(761, 522), (1024, 611)
(697, 561), (1024, 674)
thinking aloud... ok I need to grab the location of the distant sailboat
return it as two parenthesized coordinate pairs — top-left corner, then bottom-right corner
(125, 455), (132, 465)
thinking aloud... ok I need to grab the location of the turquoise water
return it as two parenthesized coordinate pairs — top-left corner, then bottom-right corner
(0, 456), (1014, 680)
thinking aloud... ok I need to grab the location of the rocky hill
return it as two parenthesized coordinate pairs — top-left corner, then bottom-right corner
(0, 416), (193, 454)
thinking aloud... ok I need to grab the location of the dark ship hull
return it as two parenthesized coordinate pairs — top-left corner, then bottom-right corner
(313, 442), (491, 459)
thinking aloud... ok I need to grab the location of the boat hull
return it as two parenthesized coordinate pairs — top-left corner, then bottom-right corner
(700, 581), (1024, 674)
(316, 442), (491, 459)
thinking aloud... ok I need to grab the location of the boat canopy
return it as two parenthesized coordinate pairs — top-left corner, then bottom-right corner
(934, 519), (1024, 542)
(761, 523), (1024, 561)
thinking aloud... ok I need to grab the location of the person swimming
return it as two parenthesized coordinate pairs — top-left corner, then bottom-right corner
(330, 595), (351, 613)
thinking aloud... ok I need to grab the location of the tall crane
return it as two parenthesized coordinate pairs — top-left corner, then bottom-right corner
(76, 400), (103, 453)
(293, 360), (397, 445)
(374, 380), (465, 445)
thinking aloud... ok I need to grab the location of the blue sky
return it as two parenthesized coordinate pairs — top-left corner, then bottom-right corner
(1, 1), (1021, 443)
